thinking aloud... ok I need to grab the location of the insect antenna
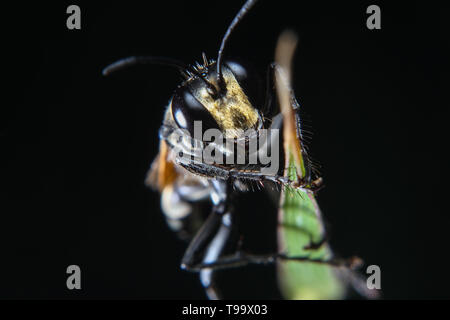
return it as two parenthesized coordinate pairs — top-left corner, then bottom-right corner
(102, 56), (189, 76)
(216, 0), (259, 94)
(103, 55), (219, 97)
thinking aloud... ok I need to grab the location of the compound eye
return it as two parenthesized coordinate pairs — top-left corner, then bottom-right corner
(171, 87), (219, 137)
(225, 60), (248, 81)
(225, 60), (263, 111)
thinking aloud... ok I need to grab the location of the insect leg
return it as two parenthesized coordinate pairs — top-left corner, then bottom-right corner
(184, 250), (363, 272)
(178, 160), (321, 193)
(262, 62), (278, 118)
(199, 212), (235, 300)
(180, 181), (238, 300)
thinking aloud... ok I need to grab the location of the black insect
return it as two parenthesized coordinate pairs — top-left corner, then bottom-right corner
(103, 0), (373, 300)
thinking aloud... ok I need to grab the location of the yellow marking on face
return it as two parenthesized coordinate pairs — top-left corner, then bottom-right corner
(193, 68), (259, 138)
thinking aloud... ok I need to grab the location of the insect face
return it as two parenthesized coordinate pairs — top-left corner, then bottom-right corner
(171, 60), (264, 139)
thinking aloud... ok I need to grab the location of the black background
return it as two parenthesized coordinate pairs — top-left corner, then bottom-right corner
(1, 0), (445, 299)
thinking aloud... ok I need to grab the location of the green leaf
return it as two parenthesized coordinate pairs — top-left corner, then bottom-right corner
(277, 155), (345, 300)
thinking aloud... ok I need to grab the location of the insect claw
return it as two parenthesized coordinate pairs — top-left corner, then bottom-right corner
(303, 236), (327, 250)
(311, 177), (323, 188)
(347, 256), (364, 270)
